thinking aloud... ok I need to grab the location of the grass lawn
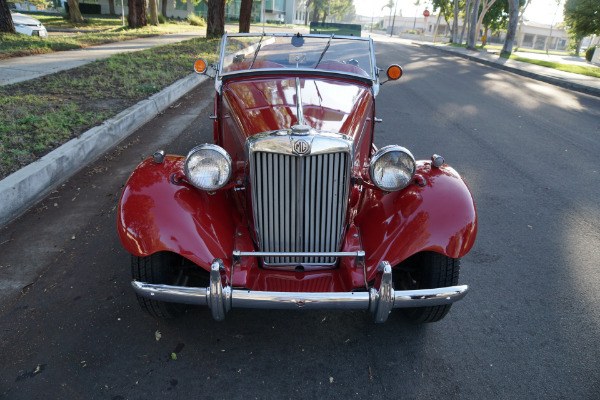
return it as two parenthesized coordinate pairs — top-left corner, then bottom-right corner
(0, 37), (219, 179)
(0, 13), (204, 59)
(446, 43), (599, 78)
(505, 55), (600, 78)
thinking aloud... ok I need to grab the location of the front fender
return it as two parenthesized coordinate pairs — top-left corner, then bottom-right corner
(356, 161), (477, 275)
(117, 156), (239, 270)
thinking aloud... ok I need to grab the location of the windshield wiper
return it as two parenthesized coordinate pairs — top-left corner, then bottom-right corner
(249, 33), (265, 70)
(314, 34), (334, 68)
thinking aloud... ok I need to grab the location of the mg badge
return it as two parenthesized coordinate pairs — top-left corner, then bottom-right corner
(293, 139), (310, 155)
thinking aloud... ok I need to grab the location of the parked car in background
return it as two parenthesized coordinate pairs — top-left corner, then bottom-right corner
(118, 32), (478, 324)
(10, 12), (48, 38)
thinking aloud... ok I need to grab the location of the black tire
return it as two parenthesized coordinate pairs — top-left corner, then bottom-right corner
(131, 252), (190, 318)
(397, 252), (461, 323)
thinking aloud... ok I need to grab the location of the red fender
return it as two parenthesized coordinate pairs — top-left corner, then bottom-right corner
(117, 156), (239, 271)
(355, 161), (477, 280)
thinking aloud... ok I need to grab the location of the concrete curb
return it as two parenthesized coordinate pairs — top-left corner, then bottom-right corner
(421, 44), (600, 98)
(0, 73), (208, 227)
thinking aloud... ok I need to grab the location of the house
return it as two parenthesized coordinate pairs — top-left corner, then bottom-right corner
(85, 0), (309, 25)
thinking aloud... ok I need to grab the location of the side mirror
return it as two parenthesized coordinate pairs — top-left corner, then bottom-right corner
(193, 58), (217, 78)
(380, 64), (403, 85)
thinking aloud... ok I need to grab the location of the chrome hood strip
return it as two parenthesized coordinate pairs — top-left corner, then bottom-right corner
(296, 77), (304, 125)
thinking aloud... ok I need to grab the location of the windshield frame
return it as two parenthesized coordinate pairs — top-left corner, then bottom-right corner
(216, 33), (378, 83)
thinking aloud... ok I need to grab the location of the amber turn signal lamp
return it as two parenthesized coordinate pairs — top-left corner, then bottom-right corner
(194, 58), (207, 74)
(386, 64), (403, 80)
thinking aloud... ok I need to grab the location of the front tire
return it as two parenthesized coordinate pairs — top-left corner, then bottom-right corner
(131, 252), (190, 318)
(396, 252), (461, 323)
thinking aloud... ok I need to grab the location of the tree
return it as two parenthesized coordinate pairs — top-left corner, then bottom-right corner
(149, 0), (159, 25)
(501, 0), (520, 55)
(309, 0), (353, 23)
(128, 0), (148, 28)
(239, 0), (253, 32)
(382, 0), (395, 23)
(0, 0), (15, 34)
(207, 0), (226, 38)
(467, 0), (481, 49)
(109, 0), (116, 15)
(564, 0), (600, 54)
(161, 0), (168, 18)
(66, 0), (85, 23)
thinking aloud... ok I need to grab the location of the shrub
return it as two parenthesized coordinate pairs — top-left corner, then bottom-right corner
(158, 13), (166, 24)
(585, 45), (598, 62)
(187, 13), (205, 27)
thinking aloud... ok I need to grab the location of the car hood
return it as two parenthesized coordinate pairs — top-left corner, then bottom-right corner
(11, 13), (42, 26)
(222, 76), (374, 140)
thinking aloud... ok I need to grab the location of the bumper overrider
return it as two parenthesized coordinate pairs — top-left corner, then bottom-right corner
(131, 252), (468, 323)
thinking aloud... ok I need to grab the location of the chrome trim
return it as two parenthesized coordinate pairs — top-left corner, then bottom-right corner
(184, 144), (232, 191)
(217, 33), (377, 82)
(368, 145), (416, 192)
(247, 131), (354, 268)
(431, 154), (445, 168)
(131, 260), (469, 323)
(233, 250), (364, 258)
(296, 77), (304, 125)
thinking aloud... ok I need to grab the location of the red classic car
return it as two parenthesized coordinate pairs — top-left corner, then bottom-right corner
(117, 33), (477, 323)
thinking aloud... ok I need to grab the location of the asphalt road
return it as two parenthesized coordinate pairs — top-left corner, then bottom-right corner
(1, 41), (599, 399)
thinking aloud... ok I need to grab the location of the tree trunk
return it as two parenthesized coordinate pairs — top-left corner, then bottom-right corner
(149, 0), (159, 26)
(458, 0), (471, 45)
(67, 0), (85, 23)
(161, 0), (168, 18)
(207, 0), (226, 38)
(433, 12), (442, 43)
(239, 0), (253, 32)
(128, 0), (148, 28)
(305, 0), (311, 25)
(108, 0), (115, 15)
(0, 0), (16, 33)
(501, 0), (519, 56)
(467, 0), (481, 50)
(451, 0), (459, 43)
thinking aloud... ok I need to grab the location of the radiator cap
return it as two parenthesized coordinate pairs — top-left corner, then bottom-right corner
(291, 124), (311, 135)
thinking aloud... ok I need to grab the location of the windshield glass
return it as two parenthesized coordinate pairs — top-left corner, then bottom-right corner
(219, 34), (374, 79)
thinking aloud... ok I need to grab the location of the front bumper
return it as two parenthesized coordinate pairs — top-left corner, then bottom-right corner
(132, 259), (468, 323)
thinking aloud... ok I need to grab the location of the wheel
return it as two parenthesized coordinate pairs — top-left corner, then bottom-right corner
(394, 252), (461, 323)
(131, 252), (192, 318)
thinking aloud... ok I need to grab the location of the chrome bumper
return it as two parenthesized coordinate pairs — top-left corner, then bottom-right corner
(132, 259), (468, 323)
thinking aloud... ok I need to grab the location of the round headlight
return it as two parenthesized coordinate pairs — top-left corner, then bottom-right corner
(184, 144), (232, 191)
(369, 145), (416, 191)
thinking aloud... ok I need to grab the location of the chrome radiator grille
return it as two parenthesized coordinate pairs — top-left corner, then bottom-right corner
(251, 151), (350, 266)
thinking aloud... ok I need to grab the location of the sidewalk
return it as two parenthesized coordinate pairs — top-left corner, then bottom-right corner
(0, 31), (204, 86)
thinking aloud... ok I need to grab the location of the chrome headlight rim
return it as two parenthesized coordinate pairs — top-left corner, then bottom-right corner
(184, 144), (232, 191)
(369, 145), (416, 192)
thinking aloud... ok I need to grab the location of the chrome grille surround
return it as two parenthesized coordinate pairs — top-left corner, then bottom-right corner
(247, 129), (354, 268)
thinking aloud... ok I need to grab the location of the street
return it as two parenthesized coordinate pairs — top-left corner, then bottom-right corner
(1, 40), (599, 399)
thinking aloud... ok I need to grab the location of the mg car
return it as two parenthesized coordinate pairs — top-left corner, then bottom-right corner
(117, 33), (477, 323)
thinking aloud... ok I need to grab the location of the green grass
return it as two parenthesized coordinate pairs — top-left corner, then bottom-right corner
(446, 43), (599, 77)
(0, 15), (204, 59)
(504, 54), (600, 78)
(0, 37), (219, 179)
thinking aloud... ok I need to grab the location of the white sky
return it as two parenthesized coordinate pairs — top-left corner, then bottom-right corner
(353, 0), (565, 26)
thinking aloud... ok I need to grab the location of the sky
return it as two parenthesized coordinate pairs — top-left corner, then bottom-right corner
(353, 0), (565, 26)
